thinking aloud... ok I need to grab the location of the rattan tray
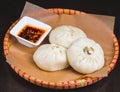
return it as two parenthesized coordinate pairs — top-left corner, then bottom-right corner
(4, 8), (119, 89)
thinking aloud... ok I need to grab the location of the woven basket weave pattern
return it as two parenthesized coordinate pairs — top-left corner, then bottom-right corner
(3, 8), (119, 89)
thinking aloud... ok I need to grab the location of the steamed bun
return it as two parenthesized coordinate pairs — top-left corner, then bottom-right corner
(33, 44), (69, 71)
(49, 25), (87, 48)
(67, 38), (104, 74)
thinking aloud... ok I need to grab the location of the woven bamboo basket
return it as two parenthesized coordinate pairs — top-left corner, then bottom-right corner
(3, 8), (119, 89)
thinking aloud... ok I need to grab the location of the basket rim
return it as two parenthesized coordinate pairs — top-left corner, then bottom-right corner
(3, 8), (119, 89)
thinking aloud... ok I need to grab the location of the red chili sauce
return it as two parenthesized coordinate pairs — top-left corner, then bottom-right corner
(18, 25), (46, 43)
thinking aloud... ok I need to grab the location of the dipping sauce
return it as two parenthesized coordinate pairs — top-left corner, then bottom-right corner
(18, 25), (46, 43)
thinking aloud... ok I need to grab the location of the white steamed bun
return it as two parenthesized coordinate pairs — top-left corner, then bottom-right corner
(33, 44), (69, 71)
(67, 38), (104, 74)
(49, 25), (87, 48)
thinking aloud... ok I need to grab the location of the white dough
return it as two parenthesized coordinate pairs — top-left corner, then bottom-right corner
(33, 44), (69, 71)
(67, 38), (104, 74)
(49, 25), (87, 48)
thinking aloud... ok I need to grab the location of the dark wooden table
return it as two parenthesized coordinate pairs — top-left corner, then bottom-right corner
(0, 0), (120, 92)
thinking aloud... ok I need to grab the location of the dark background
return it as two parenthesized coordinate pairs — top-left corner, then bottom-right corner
(0, 0), (120, 92)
